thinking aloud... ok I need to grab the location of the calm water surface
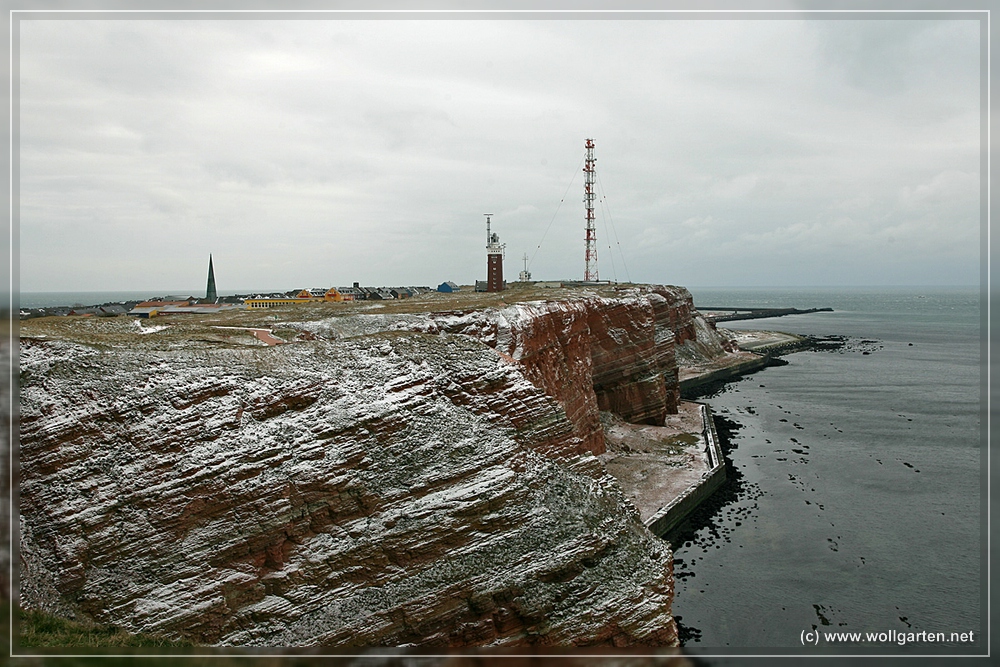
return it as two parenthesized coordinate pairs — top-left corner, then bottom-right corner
(672, 287), (983, 654)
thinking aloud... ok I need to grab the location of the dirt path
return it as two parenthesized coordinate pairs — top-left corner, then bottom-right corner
(249, 329), (284, 346)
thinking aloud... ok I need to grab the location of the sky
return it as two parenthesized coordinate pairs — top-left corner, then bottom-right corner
(17, 15), (982, 293)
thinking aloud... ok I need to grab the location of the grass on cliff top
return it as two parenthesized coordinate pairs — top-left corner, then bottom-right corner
(17, 606), (193, 650)
(18, 281), (660, 348)
(12, 606), (354, 665)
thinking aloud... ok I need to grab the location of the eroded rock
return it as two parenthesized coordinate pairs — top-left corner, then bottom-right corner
(19, 329), (678, 647)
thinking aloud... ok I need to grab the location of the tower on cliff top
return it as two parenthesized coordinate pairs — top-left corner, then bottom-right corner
(583, 138), (598, 282)
(205, 254), (217, 302)
(485, 214), (505, 292)
(519, 253), (532, 282)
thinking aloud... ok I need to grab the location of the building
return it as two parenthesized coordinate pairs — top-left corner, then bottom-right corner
(485, 214), (505, 292)
(339, 284), (366, 300)
(346, 282), (370, 301)
(327, 287), (355, 302)
(438, 281), (460, 293)
(128, 306), (159, 318)
(245, 297), (318, 309)
(97, 304), (128, 317)
(135, 300), (193, 308)
(205, 255), (217, 302)
(240, 284), (429, 309)
(519, 253), (532, 282)
(129, 301), (241, 316)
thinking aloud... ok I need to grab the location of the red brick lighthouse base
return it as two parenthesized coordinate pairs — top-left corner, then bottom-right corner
(487, 251), (504, 292)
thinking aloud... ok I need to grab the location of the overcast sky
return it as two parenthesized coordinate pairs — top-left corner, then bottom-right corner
(17, 16), (981, 293)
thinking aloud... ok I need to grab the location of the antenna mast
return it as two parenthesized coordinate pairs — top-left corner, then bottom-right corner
(584, 138), (598, 281)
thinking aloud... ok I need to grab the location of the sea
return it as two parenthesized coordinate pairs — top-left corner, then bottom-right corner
(674, 286), (984, 657)
(16, 291), (168, 309)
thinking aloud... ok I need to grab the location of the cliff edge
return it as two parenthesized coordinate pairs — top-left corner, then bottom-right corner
(17, 283), (725, 648)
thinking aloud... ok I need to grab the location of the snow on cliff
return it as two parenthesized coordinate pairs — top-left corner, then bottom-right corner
(18, 291), (689, 647)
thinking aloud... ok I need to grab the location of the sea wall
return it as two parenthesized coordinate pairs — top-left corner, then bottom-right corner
(679, 355), (770, 396)
(645, 403), (727, 537)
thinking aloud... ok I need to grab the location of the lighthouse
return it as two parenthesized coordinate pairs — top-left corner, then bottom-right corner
(485, 214), (505, 292)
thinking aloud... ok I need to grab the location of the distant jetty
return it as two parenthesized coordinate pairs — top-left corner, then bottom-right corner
(699, 306), (833, 323)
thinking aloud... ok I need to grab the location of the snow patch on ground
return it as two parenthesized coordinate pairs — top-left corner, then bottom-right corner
(134, 320), (169, 335)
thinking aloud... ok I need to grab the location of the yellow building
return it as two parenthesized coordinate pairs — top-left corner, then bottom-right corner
(245, 298), (317, 309)
(246, 287), (354, 309)
(294, 287), (355, 302)
(324, 287), (354, 302)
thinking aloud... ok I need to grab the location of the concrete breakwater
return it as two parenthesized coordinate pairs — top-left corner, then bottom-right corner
(701, 306), (833, 323)
(644, 403), (726, 537)
(729, 329), (813, 355)
(679, 330), (812, 397)
(680, 354), (771, 396)
(600, 399), (725, 540)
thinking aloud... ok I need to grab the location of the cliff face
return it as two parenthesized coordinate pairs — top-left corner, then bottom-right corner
(19, 321), (677, 647)
(454, 284), (696, 452)
(305, 285), (697, 458)
(587, 287), (692, 426)
(18, 285), (708, 648)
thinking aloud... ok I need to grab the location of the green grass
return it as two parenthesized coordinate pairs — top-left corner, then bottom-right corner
(668, 433), (701, 447)
(17, 606), (193, 650)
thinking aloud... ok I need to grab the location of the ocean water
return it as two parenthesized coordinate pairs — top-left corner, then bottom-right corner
(672, 286), (984, 655)
(17, 291), (189, 309)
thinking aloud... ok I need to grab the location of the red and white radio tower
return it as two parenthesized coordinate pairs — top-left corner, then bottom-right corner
(583, 138), (598, 281)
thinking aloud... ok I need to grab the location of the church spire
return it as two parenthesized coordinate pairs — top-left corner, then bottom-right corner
(206, 254), (217, 302)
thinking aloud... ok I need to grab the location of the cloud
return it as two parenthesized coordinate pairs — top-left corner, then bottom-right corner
(18, 17), (981, 291)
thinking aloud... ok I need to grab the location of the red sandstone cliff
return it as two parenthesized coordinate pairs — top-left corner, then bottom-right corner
(396, 284), (698, 457)
(17, 286), (714, 648)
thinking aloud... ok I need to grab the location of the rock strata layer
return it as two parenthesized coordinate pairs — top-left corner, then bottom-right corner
(19, 289), (689, 647)
(304, 284), (697, 458)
